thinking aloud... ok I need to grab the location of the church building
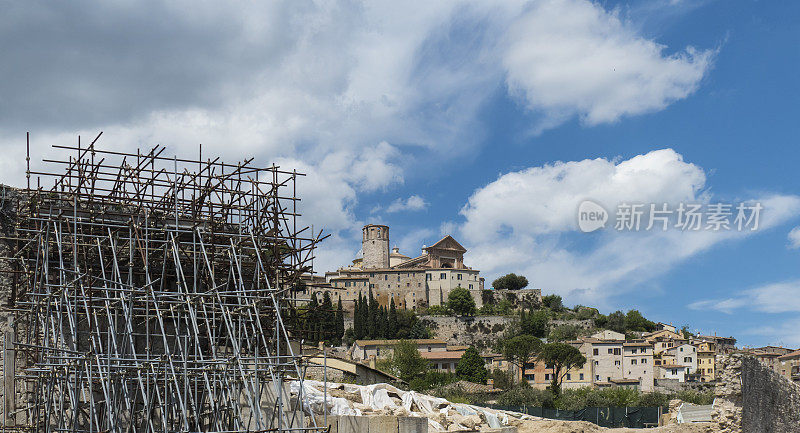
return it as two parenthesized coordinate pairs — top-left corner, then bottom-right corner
(323, 224), (485, 310)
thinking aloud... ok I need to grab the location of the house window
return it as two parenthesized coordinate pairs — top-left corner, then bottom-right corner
(579, 373), (584, 380)
(614, 348), (621, 355)
(457, 274), (462, 280)
(397, 275), (400, 281)
(593, 349), (599, 356)
(594, 360), (599, 366)
(371, 273), (375, 277)
(407, 283), (410, 287)
(631, 359), (638, 365)
(544, 374), (551, 380)
(615, 360), (620, 366)
(469, 284), (473, 289)
(384, 275), (388, 280)
(608, 349), (613, 354)
(440, 273), (446, 280)
(642, 359), (648, 364)
(566, 374), (571, 380)
(596, 375), (600, 381)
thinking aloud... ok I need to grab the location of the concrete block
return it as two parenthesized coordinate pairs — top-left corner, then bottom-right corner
(308, 415), (339, 433)
(339, 415), (369, 433)
(368, 415), (399, 433)
(398, 416), (428, 433)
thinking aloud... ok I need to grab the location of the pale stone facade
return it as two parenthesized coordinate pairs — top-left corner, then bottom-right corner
(322, 225), (485, 311)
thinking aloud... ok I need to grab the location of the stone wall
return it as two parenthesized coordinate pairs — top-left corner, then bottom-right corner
(713, 353), (800, 433)
(420, 315), (513, 349)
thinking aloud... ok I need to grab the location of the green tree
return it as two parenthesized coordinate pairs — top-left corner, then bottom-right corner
(606, 310), (627, 334)
(492, 273), (529, 291)
(519, 309), (549, 338)
(447, 286), (476, 316)
(321, 291), (334, 342)
(335, 297), (345, 343)
(387, 298), (399, 339)
(502, 335), (542, 381)
(455, 346), (488, 384)
(548, 324), (579, 342)
(625, 310), (656, 332)
(542, 294), (564, 311)
(391, 340), (429, 382)
(368, 290), (378, 338)
(307, 292), (319, 342)
(354, 293), (364, 340)
(538, 342), (586, 397)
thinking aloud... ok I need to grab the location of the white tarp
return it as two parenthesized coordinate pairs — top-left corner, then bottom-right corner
(291, 379), (519, 432)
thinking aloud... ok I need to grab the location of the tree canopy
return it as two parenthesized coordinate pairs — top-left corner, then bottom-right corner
(390, 340), (430, 382)
(519, 309), (549, 338)
(542, 294), (564, 311)
(538, 342), (586, 396)
(492, 273), (529, 291)
(502, 335), (542, 380)
(447, 286), (476, 316)
(455, 346), (488, 384)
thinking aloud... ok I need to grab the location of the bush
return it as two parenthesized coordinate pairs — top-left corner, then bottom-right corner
(497, 386), (555, 408)
(409, 370), (458, 391)
(447, 286), (476, 316)
(489, 368), (515, 391)
(425, 305), (451, 316)
(676, 389), (715, 405)
(638, 391), (670, 408)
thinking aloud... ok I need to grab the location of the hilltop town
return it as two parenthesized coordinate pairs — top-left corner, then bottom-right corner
(299, 224), (800, 397)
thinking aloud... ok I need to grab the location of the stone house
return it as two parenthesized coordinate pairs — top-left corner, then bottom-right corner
(778, 349), (800, 383)
(349, 339), (447, 361)
(657, 364), (690, 382)
(622, 342), (654, 391)
(666, 344), (698, 376)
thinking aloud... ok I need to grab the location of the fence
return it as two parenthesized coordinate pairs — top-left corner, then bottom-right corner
(481, 405), (662, 428)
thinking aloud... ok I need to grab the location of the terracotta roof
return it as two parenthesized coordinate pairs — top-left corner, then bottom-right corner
(778, 349), (800, 360)
(355, 339), (446, 346)
(659, 364), (688, 369)
(421, 351), (465, 360)
(624, 342), (652, 347)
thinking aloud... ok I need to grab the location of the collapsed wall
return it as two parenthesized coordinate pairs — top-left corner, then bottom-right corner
(714, 354), (800, 433)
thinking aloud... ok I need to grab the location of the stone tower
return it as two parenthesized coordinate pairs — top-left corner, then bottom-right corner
(362, 224), (390, 268)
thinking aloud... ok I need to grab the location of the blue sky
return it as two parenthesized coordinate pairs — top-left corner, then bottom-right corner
(1, 0), (798, 347)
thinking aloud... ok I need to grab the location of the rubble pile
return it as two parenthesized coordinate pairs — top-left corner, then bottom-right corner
(292, 380), (531, 432)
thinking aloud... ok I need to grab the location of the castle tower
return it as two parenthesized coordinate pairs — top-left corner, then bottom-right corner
(362, 224), (390, 269)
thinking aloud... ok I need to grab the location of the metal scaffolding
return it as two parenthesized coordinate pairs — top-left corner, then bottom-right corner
(3, 133), (327, 432)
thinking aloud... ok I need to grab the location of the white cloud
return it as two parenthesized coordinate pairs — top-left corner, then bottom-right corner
(789, 226), (800, 249)
(689, 280), (800, 315)
(387, 195), (428, 213)
(503, 0), (714, 129)
(398, 228), (436, 259)
(0, 1), (718, 277)
(743, 317), (800, 348)
(458, 149), (800, 306)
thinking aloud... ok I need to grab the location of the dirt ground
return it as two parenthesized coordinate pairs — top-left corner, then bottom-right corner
(516, 419), (714, 433)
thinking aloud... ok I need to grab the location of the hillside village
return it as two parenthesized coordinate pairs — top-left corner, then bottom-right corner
(298, 224), (800, 400)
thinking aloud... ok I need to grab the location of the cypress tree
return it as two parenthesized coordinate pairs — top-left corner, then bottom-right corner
(336, 296), (345, 343)
(321, 291), (334, 343)
(354, 293), (363, 340)
(367, 289), (377, 338)
(387, 297), (398, 339)
(307, 292), (319, 342)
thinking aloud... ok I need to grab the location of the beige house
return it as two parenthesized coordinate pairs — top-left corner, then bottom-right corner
(622, 342), (654, 391)
(778, 349), (800, 383)
(658, 364), (690, 382)
(350, 339), (447, 361)
(666, 344), (698, 378)
(580, 338), (624, 385)
(591, 330), (625, 341)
